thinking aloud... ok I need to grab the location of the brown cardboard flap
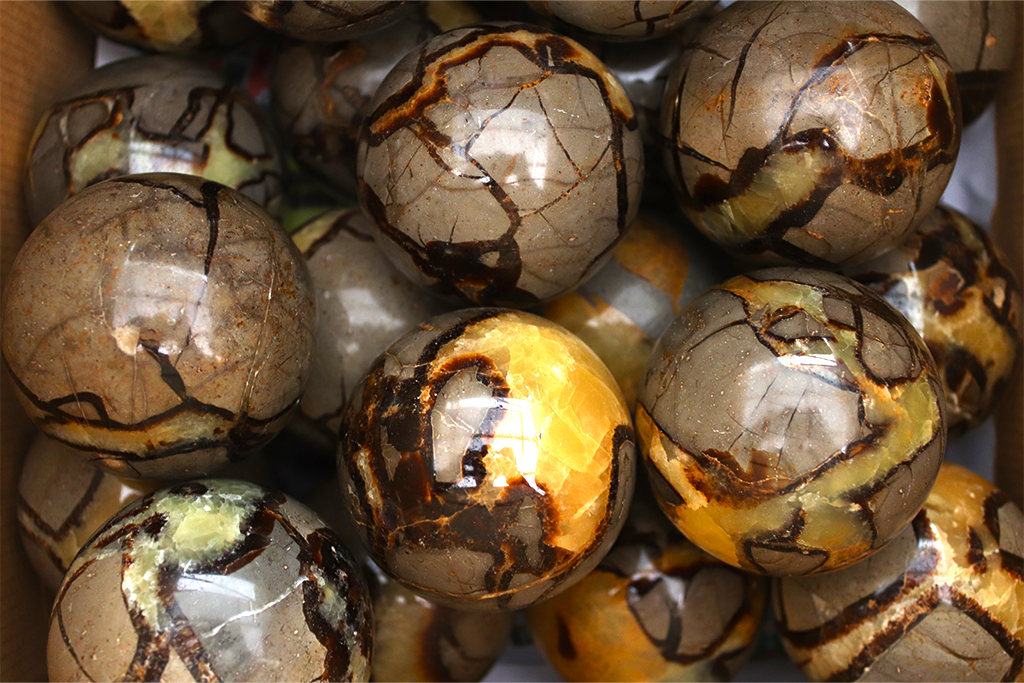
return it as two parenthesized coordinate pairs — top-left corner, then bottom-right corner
(0, 3), (93, 681)
(993, 4), (1024, 509)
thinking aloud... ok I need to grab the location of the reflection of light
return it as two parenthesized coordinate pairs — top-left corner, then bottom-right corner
(777, 354), (837, 369)
(487, 396), (544, 495)
(128, 139), (199, 174)
(471, 113), (551, 191)
(111, 258), (211, 357)
(341, 288), (404, 356)
(177, 574), (256, 601)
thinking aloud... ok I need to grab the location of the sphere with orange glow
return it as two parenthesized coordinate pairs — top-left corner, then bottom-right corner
(337, 308), (636, 610)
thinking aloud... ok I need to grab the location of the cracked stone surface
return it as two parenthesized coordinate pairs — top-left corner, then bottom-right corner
(338, 308), (636, 610)
(17, 433), (160, 594)
(46, 479), (373, 682)
(660, 0), (961, 268)
(529, 0), (715, 41)
(895, 0), (1020, 124)
(65, 1), (262, 54)
(541, 211), (729, 410)
(774, 463), (1024, 682)
(845, 204), (1022, 436)
(356, 23), (644, 307)
(290, 208), (452, 454)
(2, 173), (315, 480)
(271, 1), (480, 193)
(240, 0), (415, 41)
(525, 483), (767, 681)
(635, 267), (947, 575)
(25, 55), (284, 229)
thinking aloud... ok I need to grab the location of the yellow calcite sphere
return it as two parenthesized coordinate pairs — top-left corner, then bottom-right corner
(338, 308), (636, 610)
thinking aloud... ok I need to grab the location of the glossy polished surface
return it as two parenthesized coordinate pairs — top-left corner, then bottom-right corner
(357, 23), (644, 307)
(18, 433), (159, 594)
(272, 1), (479, 193)
(530, 0), (714, 40)
(367, 561), (515, 682)
(291, 208), (451, 453)
(661, 1), (961, 268)
(66, 1), (261, 53)
(541, 212), (728, 409)
(2, 174), (315, 480)
(775, 463), (1024, 682)
(526, 489), (767, 681)
(846, 205), (1022, 436)
(895, 0), (1019, 124)
(46, 480), (373, 682)
(240, 0), (413, 41)
(636, 268), (947, 575)
(25, 55), (283, 228)
(339, 308), (636, 610)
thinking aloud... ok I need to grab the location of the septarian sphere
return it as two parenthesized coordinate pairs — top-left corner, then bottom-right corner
(357, 23), (644, 307)
(661, 1), (961, 268)
(2, 173), (315, 480)
(46, 479), (373, 682)
(25, 55), (283, 228)
(636, 267), (947, 575)
(338, 308), (636, 610)
(845, 204), (1022, 436)
(774, 463), (1024, 681)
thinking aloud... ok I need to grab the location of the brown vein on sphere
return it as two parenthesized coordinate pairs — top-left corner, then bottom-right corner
(17, 519), (69, 574)
(638, 0), (699, 37)
(967, 527), (988, 570)
(199, 181), (222, 276)
(828, 587), (944, 682)
(983, 490), (1012, 541)
(628, 562), (759, 664)
(54, 558), (101, 682)
(976, 1), (992, 72)
(556, 614), (577, 659)
(127, 85), (275, 163)
(1002, 552), (1024, 581)
(161, 573), (222, 682)
(297, 530), (358, 682)
(3, 349), (297, 460)
(640, 399), (895, 504)
(726, 2), (783, 133)
(54, 92), (129, 192)
(17, 465), (104, 539)
(306, 0), (403, 24)
(843, 427), (944, 548)
(777, 511), (939, 649)
(300, 210), (372, 261)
